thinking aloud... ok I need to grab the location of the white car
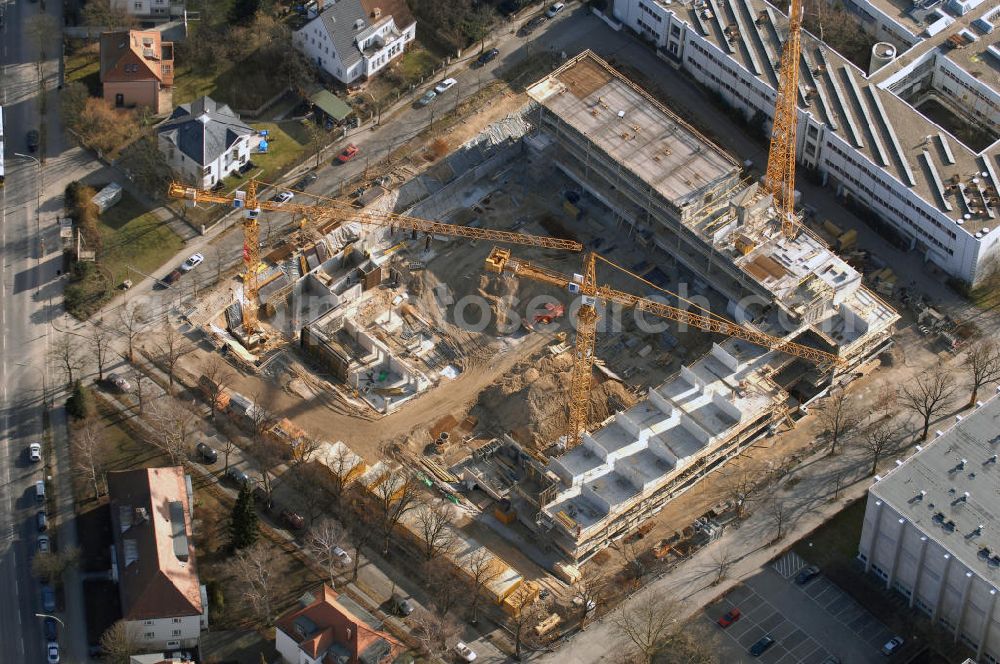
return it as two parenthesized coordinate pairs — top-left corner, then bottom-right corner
(546, 2), (565, 17)
(271, 191), (294, 205)
(455, 642), (477, 662)
(29, 443), (42, 463)
(180, 253), (204, 272)
(434, 78), (458, 95)
(47, 641), (59, 664)
(333, 546), (352, 566)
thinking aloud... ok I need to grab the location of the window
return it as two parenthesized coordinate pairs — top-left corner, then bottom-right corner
(172, 629), (182, 636)
(144, 632), (155, 640)
(144, 620), (154, 626)
(172, 618), (183, 624)
(807, 125), (818, 138)
(671, 25), (681, 37)
(134, 1), (142, 7)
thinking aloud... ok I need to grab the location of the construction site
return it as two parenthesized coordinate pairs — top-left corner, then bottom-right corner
(170, 46), (899, 576)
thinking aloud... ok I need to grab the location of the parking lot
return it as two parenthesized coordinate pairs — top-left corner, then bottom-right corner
(701, 553), (897, 663)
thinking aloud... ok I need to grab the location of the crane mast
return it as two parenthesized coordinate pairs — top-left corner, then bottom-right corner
(485, 247), (844, 450)
(763, 0), (804, 238)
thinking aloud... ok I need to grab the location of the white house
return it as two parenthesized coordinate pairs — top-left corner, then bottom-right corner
(108, 467), (208, 652)
(157, 96), (254, 189)
(293, 0), (416, 85)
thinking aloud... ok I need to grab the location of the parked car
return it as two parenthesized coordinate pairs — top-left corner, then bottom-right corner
(37, 534), (50, 553)
(518, 15), (546, 36)
(47, 641), (59, 664)
(454, 642), (477, 662)
(545, 2), (565, 17)
(416, 90), (437, 107)
(225, 467), (251, 488)
(252, 485), (273, 511)
(293, 172), (318, 190)
(390, 593), (414, 616)
(43, 617), (58, 641)
(35, 479), (46, 503)
(475, 48), (500, 67)
(881, 636), (904, 656)
(717, 608), (741, 627)
(433, 78), (458, 95)
(26, 129), (40, 152)
(795, 565), (821, 585)
(280, 509), (305, 531)
(28, 442), (42, 463)
(36, 510), (48, 533)
(270, 191), (294, 205)
(336, 144), (360, 163)
(106, 372), (131, 393)
(160, 269), (183, 287)
(196, 442), (218, 464)
(749, 635), (775, 656)
(333, 546), (352, 566)
(41, 585), (56, 612)
(181, 253), (204, 272)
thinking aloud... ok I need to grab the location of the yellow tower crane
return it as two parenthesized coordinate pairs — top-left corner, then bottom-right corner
(763, 0), (805, 238)
(485, 247), (845, 450)
(168, 180), (582, 335)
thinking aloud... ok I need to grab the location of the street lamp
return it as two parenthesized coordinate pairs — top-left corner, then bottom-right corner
(17, 362), (48, 408)
(13, 153), (43, 259)
(34, 613), (65, 627)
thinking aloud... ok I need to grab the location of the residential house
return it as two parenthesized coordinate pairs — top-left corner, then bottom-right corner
(293, 0), (416, 84)
(100, 30), (174, 114)
(275, 585), (403, 664)
(156, 96), (254, 188)
(112, 0), (183, 21)
(108, 467), (208, 652)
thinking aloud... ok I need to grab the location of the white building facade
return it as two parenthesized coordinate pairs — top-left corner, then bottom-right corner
(156, 96), (254, 189)
(293, 0), (416, 85)
(858, 394), (1000, 663)
(611, 0), (1000, 285)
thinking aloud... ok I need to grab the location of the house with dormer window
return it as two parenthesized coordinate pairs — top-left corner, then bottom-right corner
(292, 0), (415, 85)
(275, 585), (403, 664)
(108, 467), (208, 652)
(99, 30), (175, 113)
(156, 96), (254, 188)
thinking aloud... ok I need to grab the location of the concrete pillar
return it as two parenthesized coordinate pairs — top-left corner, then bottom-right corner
(932, 553), (953, 622)
(976, 588), (996, 661)
(910, 536), (929, 609)
(886, 517), (906, 590)
(956, 571), (974, 642)
(864, 499), (884, 574)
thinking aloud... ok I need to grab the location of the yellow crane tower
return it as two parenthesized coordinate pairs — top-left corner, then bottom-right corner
(168, 180), (582, 335)
(764, 0), (805, 238)
(485, 247), (844, 450)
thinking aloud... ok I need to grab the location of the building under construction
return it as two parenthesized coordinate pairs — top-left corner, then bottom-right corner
(474, 50), (903, 562)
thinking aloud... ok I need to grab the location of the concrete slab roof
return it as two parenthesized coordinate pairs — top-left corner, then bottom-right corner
(526, 50), (741, 209)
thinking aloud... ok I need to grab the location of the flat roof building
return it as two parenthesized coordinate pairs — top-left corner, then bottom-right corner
(859, 392), (1000, 662)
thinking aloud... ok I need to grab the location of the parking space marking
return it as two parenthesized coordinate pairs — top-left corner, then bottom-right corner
(793, 573), (895, 655)
(773, 551), (809, 579)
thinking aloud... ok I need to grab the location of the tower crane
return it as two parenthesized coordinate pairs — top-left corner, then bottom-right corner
(167, 180), (582, 335)
(484, 247), (845, 451)
(763, 0), (805, 238)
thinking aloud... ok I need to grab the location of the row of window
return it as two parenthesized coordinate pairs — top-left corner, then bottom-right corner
(686, 40), (775, 106)
(940, 66), (1000, 119)
(637, 17), (660, 37)
(639, 1), (663, 22)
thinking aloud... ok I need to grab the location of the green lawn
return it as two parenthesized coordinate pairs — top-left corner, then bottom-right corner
(65, 40), (101, 96)
(65, 191), (184, 318)
(396, 46), (440, 81)
(793, 498), (866, 569)
(173, 49), (295, 111)
(171, 63), (220, 107)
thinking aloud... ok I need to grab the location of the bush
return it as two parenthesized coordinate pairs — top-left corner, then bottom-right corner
(66, 380), (96, 419)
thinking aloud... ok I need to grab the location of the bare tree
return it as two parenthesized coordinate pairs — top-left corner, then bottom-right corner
(613, 590), (718, 664)
(572, 568), (608, 625)
(74, 418), (109, 500)
(128, 363), (147, 415)
(712, 548), (734, 586)
(90, 326), (113, 382)
(768, 495), (791, 542)
(964, 340), (1000, 407)
(509, 585), (544, 662)
(347, 512), (374, 582)
(201, 354), (235, 421)
(323, 442), (362, 510)
(411, 612), (461, 659)
(421, 562), (462, 616)
(288, 462), (333, 526)
(466, 547), (503, 624)
(413, 497), (457, 562)
(859, 418), (895, 476)
(307, 518), (347, 588)
(371, 468), (420, 555)
(117, 301), (146, 362)
(99, 620), (142, 664)
(610, 535), (646, 581)
(31, 546), (80, 584)
(229, 542), (277, 626)
(50, 332), (83, 386)
(871, 381), (898, 420)
(153, 322), (192, 394)
(716, 460), (766, 519)
(291, 436), (324, 466)
(145, 399), (201, 464)
(899, 368), (958, 441)
(815, 390), (862, 456)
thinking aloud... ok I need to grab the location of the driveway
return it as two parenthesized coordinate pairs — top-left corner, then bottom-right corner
(704, 553), (895, 664)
